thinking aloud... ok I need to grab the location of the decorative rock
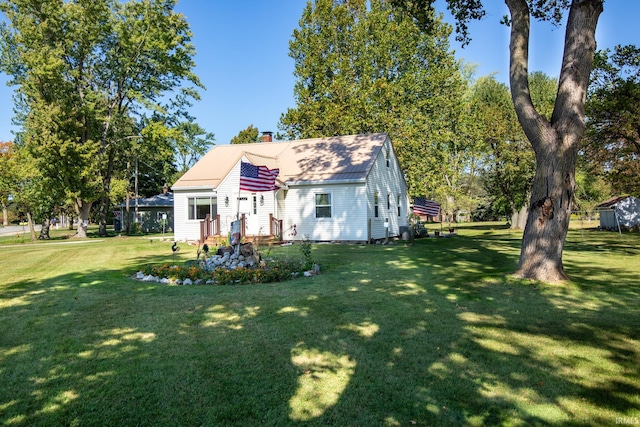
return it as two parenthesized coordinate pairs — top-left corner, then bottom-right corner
(216, 246), (234, 256)
(304, 271), (313, 277)
(160, 278), (172, 284)
(183, 278), (193, 285)
(195, 279), (204, 285)
(135, 271), (145, 279)
(175, 279), (183, 285)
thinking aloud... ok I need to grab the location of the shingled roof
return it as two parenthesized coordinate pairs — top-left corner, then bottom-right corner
(116, 192), (173, 208)
(172, 133), (389, 190)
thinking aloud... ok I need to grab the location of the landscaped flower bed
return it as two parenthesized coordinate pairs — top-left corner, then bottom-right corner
(136, 257), (318, 285)
(135, 240), (318, 286)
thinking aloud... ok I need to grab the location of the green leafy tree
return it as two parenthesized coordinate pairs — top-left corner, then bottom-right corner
(0, 141), (17, 226)
(173, 121), (215, 177)
(281, 0), (471, 210)
(393, 0), (604, 282)
(584, 44), (640, 195)
(231, 125), (260, 145)
(0, 0), (201, 238)
(574, 165), (612, 218)
(5, 142), (63, 240)
(469, 72), (557, 229)
(468, 75), (534, 227)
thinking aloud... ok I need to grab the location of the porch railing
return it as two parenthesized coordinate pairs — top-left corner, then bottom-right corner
(269, 214), (283, 242)
(199, 214), (220, 243)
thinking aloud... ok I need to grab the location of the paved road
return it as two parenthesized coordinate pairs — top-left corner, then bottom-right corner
(0, 224), (41, 237)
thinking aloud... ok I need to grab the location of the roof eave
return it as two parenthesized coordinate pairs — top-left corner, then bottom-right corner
(171, 185), (217, 191)
(286, 178), (367, 186)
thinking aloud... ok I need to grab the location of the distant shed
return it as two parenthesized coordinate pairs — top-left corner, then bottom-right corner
(595, 196), (640, 231)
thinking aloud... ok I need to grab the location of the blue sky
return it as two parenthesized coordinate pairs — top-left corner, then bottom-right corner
(0, 1), (637, 145)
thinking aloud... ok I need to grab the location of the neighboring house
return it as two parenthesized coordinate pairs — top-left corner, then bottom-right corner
(115, 187), (174, 233)
(171, 133), (409, 243)
(595, 195), (640, 231)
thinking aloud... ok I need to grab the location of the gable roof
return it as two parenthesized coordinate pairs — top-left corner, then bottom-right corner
(172, 133), (390, 190)
(595, 195), (633, 209)
(116, 192), (173, 208)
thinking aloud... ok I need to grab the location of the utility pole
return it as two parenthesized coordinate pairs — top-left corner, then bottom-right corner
(134, 157), (139, 224)
(126, 161), (131, 235)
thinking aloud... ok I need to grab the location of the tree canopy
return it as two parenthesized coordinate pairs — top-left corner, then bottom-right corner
(0, 0), (203, 237)
(280, 0), (471, 203)
(231, 125), (260, 145)
(392, 0), (604, 282)
(584, 44), (640, 195)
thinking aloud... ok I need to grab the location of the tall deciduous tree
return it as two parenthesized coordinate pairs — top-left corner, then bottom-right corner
(281, 0), (471, 204)
(231, 125), (260, 145)
(470, 71), (557, 229)
(468, 75), (534, 228)
(172, 121), (215, 176)
(394, 0), (603, 282)
(0, 141), (17, 226)
(584, 44), (640, 195)
(0, 0), (201, 238)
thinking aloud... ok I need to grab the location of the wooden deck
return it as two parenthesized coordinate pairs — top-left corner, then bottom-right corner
(199, 213), (283, 246)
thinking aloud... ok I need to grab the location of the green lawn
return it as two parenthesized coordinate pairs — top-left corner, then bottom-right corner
(0, 224), (638, 426)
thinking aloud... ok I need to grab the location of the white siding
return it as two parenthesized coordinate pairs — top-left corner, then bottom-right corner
(173, 135), (409, 243)
(173, 189), (217, 241)
(283, 184), (368, 242)
(174, 160), (281, 241)
(365, 136), (408, 239)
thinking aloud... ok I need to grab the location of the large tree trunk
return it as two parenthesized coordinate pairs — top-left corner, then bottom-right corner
(506, 0), (602, 282)
(38, 218), (51, 240)
(26, 212), (37, 241)
(517, 141), (578, 282)
(98, 196), (110, 236)
(510, 204), (528, 230)
(74, 198), (92, 238)
(2, 201), (8, 226)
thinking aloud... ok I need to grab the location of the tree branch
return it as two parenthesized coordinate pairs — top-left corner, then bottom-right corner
(506, 0), (550, 154)
(552, 0), (603, 138)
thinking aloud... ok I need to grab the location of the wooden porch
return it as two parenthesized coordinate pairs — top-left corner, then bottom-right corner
(199, 213), (283, 245)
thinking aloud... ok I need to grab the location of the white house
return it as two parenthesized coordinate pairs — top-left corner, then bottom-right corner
(171, 133), (409, 243)
(595, 195), (640, 231)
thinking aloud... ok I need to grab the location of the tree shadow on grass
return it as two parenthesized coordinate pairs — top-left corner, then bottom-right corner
(0, 233), (638, 426)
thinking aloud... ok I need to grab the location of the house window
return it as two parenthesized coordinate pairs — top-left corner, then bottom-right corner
(252, 194), (257, 215)
(188, 197), (217, 220)
(374, 192), (379, 218)
(386, 148), (390, 167)
(397, 194), (401, 216)
(387, 193), (391, 209)
(315, 193), (331, 218)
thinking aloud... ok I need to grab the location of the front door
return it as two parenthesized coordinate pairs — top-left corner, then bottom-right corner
(238, 193), (261, 236)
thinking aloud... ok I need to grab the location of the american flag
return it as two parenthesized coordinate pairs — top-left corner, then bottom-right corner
(413, 197), (440, 217)
(239, 161), (280, 192)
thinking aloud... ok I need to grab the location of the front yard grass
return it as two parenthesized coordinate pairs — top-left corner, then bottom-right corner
(0, 224), (638, 426)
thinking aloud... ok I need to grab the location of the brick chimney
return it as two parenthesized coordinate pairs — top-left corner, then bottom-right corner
(261, 131), (273, 143)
